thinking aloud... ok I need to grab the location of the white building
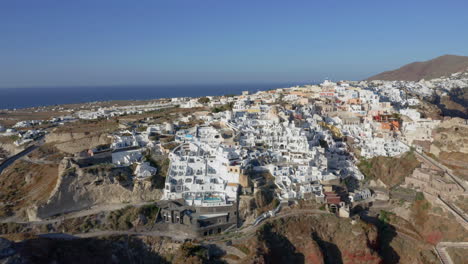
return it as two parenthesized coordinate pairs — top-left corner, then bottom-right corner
(112, 149), (143, 166)
(163, 142), (241, 207)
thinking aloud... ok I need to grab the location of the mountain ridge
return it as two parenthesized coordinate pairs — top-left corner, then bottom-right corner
(368, 54), (468, 81)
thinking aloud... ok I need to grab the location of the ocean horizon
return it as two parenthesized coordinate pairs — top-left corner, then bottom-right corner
(0, 82), (309, 110)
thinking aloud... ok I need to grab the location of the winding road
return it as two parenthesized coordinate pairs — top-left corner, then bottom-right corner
(0, 145), (38, 175)
(0, 136), (45, 175)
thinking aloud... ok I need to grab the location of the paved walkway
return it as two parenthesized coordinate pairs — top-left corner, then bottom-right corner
(435, 242), (468, 264)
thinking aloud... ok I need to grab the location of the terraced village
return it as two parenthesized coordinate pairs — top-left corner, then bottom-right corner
(1, 69), (468, 263)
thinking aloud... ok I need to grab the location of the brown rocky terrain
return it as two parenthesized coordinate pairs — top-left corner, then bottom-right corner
(438, 91), (468, 118)
(0, 151), (162, 222)
(0, 160), (59, 219)
(0, 210), (446, 264)
(0, 137), (22, 158)
(429, 118), (468, 180)
(447, 247), (468, 264)
(383, 196), (468, 262)
(358, 151), (421, 188)
(33, 158), (162, 220)
(241, 215), (381, 264)
(368, 54), (468, 81)
(237, 213), (440, 264)
(46, 119), (117, 154)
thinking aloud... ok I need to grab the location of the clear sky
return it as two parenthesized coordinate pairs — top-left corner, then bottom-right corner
(1, 0), (468, 88)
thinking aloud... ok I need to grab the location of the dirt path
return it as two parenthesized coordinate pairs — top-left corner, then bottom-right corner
(74, 230), (191, 241)
(1, 201), (155, 224)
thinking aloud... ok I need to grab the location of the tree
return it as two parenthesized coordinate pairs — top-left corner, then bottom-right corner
(198, 97), (210, 104)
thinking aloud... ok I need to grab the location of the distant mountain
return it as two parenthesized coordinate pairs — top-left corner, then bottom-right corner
(368, 54), (468, 81)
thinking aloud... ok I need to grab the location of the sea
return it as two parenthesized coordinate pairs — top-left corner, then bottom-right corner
(0, 82), (307, 110)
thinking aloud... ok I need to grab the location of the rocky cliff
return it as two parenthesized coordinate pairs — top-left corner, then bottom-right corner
(241, 215), (382, 264)
(430, 118), (468, 180)
(32, 158), (162, 220)
(430, 118), (468, 155)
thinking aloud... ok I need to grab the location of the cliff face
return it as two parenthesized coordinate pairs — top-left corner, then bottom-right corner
(430, 118), (468, 180)
(45, 132), (111, 154)
(242, 215), (382, 264)
(431, 118), (468, 155)
(368, 54), (468, 81)
(33, 158), (162, 220)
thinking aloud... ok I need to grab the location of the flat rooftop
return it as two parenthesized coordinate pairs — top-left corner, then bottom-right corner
(198, 213), (228, 219)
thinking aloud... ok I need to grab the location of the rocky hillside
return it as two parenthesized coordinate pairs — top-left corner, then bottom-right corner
(32, 158), (162, 220)
(0, 160), (59, 219)
(430, 118), (468, 180)
(0, 137), (22, 158)
(368, 54), (468, 81)
(241, 215), (382, 264)
(237, 214), (439, 264)
(358, 151), (421, 188)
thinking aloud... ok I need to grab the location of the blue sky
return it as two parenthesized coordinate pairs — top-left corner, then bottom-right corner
(1, 0), (468, 88)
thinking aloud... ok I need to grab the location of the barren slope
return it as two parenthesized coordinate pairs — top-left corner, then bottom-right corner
(368, 54), (468, 81)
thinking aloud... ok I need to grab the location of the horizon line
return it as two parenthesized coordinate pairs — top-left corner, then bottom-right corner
(0, 80), (326, 90)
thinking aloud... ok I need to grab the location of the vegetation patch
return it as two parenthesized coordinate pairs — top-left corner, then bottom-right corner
(0, 135), (19, 144)
(410, 194), (432, 230)
(54, 119), (119, 134)
(28, 143), (66, 162)
(106, 204), (159, 230)
(233, 244), (251, 255)
(211, 102), (234, 113)
(149, 155), (170, 189)
(358, 151), (421, 187)
(197, 97), (210, 104)
(171, 242), (209, 263)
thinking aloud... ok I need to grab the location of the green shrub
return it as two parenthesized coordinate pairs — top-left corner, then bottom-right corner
(138, 204), (159, 222)
(379, 210), (395, 224)
(415, 192), (425, 201)
(197, 97), (210, 104)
